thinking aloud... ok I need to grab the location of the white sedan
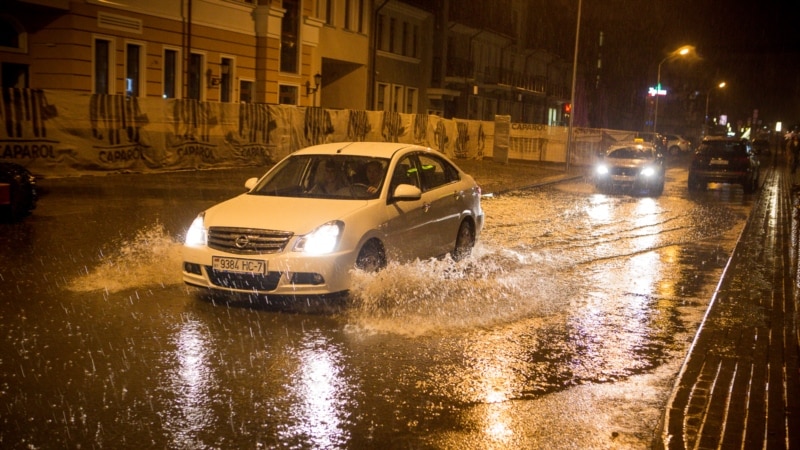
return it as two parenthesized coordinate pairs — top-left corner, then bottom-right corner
(182, 142), (484, 298)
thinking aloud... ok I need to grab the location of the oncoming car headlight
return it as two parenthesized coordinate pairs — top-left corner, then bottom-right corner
(294, 221), (344, 255)
(185, 212), (207, 246)
(640, 166), (656, 177)
(596, 164), (609, 175)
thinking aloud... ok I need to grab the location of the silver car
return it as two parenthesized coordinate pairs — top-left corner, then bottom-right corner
(594, 141), (666, 196)
(182, 142), (484, 298)
(664, 134), (692, 155)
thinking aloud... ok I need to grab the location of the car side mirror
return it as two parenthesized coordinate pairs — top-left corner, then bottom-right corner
(391, 183), (422, 201)
(244, 177), (258, 190)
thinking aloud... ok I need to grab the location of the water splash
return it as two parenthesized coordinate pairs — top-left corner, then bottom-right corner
(346, 245), (564, 336)
(68, 222), (183, 293)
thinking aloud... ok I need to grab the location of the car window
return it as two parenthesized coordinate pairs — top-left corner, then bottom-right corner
(699, 141), (746, 155)
(389, 156), (421, 192)
(417, 154), (459, 191)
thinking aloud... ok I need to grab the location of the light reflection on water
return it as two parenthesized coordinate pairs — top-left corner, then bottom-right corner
(280, 332), (350, 448)
(163, 316), (215, 448)
(43, 183), (747, 448)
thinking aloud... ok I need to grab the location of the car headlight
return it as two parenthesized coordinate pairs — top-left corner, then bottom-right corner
(640, 166), (656, 177)
(596, 164), (609, 175)
(184, 212), (207, 246)
(294, 221), (343, 255)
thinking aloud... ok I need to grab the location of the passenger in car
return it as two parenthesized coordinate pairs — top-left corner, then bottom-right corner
(310, 159), (346, 195)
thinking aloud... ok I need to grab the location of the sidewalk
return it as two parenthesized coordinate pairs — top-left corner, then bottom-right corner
(454, 158), (586, 194)
(655, 161), (800, 449)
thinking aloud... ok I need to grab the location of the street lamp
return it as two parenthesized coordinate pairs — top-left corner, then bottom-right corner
(704, 81), (726, 137)
(653, 45), (694, 135)
(306, 73), (322, 106)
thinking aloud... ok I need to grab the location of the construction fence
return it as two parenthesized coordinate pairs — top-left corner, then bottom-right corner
(1, 89), (643, 177)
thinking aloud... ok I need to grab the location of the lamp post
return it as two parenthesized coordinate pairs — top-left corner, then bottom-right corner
(565, 0), (582, 172)
(703, 81), (726, 137)
(653, 45), (693, 135)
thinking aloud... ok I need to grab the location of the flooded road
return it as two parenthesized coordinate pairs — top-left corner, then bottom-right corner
(0, 161), (754, 449)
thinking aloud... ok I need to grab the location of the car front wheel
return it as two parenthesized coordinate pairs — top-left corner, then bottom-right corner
(355, 239), (386, 272)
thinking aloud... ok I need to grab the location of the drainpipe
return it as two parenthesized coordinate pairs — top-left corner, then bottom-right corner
(183, 0), (192, 99)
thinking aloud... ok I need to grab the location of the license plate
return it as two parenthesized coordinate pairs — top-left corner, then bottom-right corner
(212, 256), (267, 274)
(710, 159), (729, 165)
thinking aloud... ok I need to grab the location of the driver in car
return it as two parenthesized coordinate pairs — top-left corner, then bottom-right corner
(365, 160), (384, 194)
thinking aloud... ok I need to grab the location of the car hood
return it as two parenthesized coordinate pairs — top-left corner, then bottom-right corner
(202, 194), (369, 234)
(603, 158), (654, 168)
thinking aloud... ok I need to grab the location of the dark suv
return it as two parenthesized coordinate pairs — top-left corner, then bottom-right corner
(688, 136), (759, 193)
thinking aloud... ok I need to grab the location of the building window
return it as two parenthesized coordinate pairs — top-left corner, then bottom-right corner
(125, 43), (142, 97)
(402, 22), (408, 56)
(240, 79), (253, 103)
(376, 13), (420, 58)
(376, 82), (388, 111)
(279, 85), (298, 105)
(343, 0), (364, 32)
(376, 15), (384, 51)
(405, 87), (417, 113)
(412, 25), (418, 58)
(325, 0), (333, 25)
(280, 0), (299, 74)
(0, 19), (19, 48)
(94, 38), (112, 94)
(220, 57), (233, 102)
(344, 0), (352, 30)
(357, 0), (364, 32)
(188, 52), (203, 100)
(163, 48), (179, 98)
(388, 18), (396, 53)
(0, 27), (19, 49)
(317, 0), (331, 24)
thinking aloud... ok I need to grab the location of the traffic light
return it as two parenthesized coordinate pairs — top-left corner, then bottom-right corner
(563, 103), (571, 114)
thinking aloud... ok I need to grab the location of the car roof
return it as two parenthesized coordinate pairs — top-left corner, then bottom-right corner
(292, 142), (431, 158)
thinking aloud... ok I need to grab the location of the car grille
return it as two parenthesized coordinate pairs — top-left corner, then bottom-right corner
(206, 268), (282, 291)
(609, 166), (639, 176)
(207, 227), (293, 254)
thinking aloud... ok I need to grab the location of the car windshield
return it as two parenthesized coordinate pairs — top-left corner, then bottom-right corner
(249, 155), (389, 199)
(607, 146), (654, 159)
(699, 141), (746, 155)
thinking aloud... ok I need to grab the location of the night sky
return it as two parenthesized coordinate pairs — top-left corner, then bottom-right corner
(582, 0), (800, 130)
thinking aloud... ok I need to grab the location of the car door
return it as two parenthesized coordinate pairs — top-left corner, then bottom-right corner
(415, 153), (464, 257)
(380, 155), (433, 262)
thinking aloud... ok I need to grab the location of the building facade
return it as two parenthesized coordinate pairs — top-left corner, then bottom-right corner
(2, 0), (574, 123)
